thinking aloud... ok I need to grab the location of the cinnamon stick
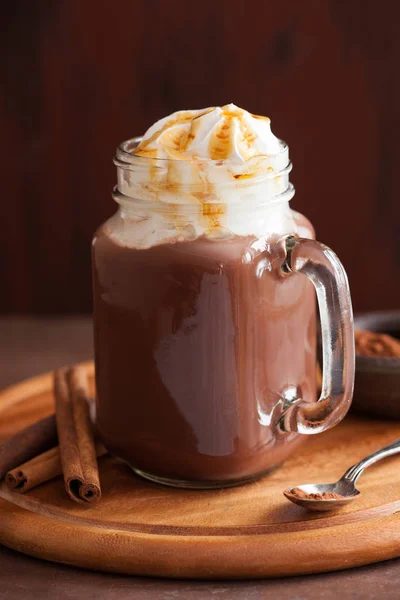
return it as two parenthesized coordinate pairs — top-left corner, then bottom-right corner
(54, 366), (102, 504)
(6, 442), (107, 494)
(0, 414), (58, 480)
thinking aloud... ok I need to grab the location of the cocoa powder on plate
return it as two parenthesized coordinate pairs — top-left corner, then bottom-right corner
(355, 330), (400, 358)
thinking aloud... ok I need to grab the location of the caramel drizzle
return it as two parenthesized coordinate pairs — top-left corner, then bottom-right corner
(208, 116), (233, 160)
(134, 108), (214, 157)
(208, 106), (270, 161)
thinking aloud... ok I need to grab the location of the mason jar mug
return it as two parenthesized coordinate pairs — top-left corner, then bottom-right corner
(92, 138), (354, 488)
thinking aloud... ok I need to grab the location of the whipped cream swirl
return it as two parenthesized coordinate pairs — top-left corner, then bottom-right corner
(113, 104), (295, 248)
(134, 104), (286, 165)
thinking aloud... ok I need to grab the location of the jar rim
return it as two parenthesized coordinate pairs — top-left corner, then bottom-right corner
(114, 137), (291, 176)
(113, 137), (294, 212)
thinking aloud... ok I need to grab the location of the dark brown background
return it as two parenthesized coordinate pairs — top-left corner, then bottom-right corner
(1, 0), (399, 314)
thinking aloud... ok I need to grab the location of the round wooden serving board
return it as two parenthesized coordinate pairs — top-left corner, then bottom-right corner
(0, 363), (400, 579)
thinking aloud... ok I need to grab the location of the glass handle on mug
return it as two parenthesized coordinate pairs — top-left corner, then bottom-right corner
(277, 235), (355, 434)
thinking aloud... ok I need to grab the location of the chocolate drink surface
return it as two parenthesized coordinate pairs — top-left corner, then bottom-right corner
(93, 214), (316, 485)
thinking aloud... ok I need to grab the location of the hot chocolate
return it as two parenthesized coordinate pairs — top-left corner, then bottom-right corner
(92, 104), (354, 487)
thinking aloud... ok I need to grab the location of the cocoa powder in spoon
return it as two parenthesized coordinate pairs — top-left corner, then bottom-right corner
(290, 487), (345, 500)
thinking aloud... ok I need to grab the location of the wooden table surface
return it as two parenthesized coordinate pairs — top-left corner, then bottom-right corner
(0, 317), (399, 599)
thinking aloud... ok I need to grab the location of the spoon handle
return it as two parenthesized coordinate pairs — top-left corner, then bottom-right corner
(342, 437), (400, 484)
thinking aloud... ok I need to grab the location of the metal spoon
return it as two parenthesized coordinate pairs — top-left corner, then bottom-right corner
(283, 436), (400, 511)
